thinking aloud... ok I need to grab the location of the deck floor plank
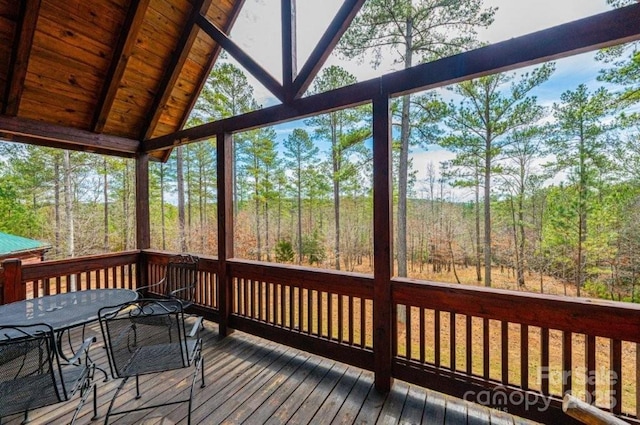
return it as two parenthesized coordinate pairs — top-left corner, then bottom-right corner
(1, 321), (542, 425)
(308, 366), (362, 425)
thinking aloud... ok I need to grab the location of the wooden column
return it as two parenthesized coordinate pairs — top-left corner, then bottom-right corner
(135, 153), (150, 289)
(373, 92), (393, 392)
(217, 132), (234, 337)
(2, 258), (24, 303)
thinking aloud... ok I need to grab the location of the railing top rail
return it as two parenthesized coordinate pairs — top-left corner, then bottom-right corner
(20, 251), (140, 281)
(228, 259), (374, 296)
(393, 278), (640, 343)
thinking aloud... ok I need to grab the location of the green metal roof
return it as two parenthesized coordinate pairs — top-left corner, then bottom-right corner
(0, 232), (50, 255)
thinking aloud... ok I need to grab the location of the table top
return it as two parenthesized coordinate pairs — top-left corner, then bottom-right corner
(0, 289), (138, 333)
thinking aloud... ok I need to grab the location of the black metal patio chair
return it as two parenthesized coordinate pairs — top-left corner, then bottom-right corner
(0, 323), (97, 425)
(98, 299), (205, 425)
(136, 254), (199, 309)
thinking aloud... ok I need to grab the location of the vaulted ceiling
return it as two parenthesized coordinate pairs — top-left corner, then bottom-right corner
(0, 0), (243, 159)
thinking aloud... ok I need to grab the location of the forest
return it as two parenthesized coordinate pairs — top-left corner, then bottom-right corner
(1, 0), (639, 303)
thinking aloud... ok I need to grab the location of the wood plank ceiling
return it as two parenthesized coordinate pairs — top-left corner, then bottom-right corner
(0, 0), (243, 159)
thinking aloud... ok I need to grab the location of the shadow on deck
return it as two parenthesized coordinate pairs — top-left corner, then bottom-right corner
(2, 321), (540, 425)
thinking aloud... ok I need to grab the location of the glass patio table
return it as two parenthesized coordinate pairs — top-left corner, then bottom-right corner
(0, 289), (138, 333)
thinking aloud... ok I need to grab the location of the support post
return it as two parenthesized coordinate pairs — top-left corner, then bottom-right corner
(3, 258), (24, 304)
(135, 153), (150, 289)
(217, 132), (234, 337)
(372, 92), (393, 392)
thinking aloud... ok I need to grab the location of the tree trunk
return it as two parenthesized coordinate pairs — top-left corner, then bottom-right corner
(63, 150), (76, 290)
(103, 159), (109, 252)
(177, 146), (187, 252)
(160, 162), (166, 250)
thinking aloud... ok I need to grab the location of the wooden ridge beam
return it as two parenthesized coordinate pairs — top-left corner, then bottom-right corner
(143, 3), (640, 153)
(0, 116), (139, 157)
(4, 0), (41, 116)
(92, 0), (151, 133)
(142, 0), (211, 140)
(291, 0), (365, 99)
(196, 14), (285, 103)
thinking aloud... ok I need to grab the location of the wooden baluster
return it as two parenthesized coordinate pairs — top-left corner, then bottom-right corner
(360, 298), (366, 348)
(521, 324), (529, 391)
(466, 315), (472, 375)
(541, 328), (550, 395)
(563, 331), (572, 396)
(435, 310), (441, 368)
(290, 286), (295, 330)
(338, 294), (344, 343)
(349, 295), (354, 344)
(406, 305), (412, 360)
(316, 290), (322, 336)
(586, 335), (596, 404)
(421, 308), (426, 365)
(306, 288), (311, 334)
(283, 285), (288, 328)
(502, 321), (509, 385)
(450, 312), (456, 371)
(483, 318), (490, 380)
(610, 339), (621, 414)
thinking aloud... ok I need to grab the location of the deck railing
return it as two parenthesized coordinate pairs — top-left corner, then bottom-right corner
(392, 278), (640, 424)
(3, 251), (640, 424)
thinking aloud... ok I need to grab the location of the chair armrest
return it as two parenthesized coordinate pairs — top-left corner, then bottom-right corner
(187, 316), (204, 338)
(65, 336), (96, 365)
(136, 278), (166, 294)
(169, 283), (196, 298)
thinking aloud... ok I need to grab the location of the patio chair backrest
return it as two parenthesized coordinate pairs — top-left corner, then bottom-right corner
(163, 255), (198, 304)
(99, 299), (191, 379)
(0, 324), (66, 418)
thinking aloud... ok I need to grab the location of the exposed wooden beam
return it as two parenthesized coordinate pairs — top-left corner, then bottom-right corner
(0, 116), (139, 157)
(92, 0), (151, 133)
(196, 14), (285, 103)
(4, 0), (41, 116)
(281, 0), (297, 101)
(177, 0), (246, 132)
(144, 3), (640, 153)
(141, 0), (211, 140)
(291, 0), (365, 99)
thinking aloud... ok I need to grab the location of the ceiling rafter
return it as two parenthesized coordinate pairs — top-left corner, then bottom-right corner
(3, 0), (41, 116)
(143, 3), (640, 153)
(196, 14), (285, 103)
(176, 0), (246, 134)
(291, 0), (365, 99)
(281, 0), (297, 101)
(141, 0), (212, 141)
(0, 116), (139, 157)
(92, 0), (151, 133)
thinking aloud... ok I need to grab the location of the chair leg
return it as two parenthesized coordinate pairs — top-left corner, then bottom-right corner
(70, 380), (95, 425)
(201, 354), (206, 388)
(135, 375), (141, 399)
(104, 377), (129, 425)
(21, 410), (29, 424)
(92, 382), (98, 420)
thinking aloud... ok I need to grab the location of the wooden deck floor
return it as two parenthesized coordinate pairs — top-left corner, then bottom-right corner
(3, 322), (540, 425)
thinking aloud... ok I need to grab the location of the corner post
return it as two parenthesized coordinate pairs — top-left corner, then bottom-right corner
(217, 132), (234, 337)
(135, 152), (151, 289)
(373, 92), (393, 392)
(3, 258), (24, 303)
